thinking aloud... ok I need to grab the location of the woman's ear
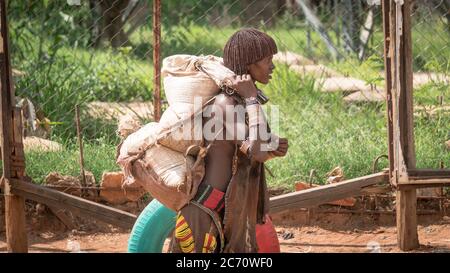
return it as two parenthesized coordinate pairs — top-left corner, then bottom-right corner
(247, 63), (254, 77)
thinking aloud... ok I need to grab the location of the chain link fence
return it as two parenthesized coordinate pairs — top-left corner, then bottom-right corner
(5, 0), (449, 193)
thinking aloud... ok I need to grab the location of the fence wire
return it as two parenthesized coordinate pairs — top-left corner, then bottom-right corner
(5, 0), (449, 191)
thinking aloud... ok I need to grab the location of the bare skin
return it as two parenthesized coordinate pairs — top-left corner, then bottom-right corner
(170, 54), (289, 253)
(202, 54), (288, 192)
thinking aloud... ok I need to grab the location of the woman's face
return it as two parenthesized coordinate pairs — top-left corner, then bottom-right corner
(248, 55), (275, 84)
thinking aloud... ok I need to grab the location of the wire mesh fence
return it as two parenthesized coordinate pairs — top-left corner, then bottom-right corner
(5, 0), (449, 193)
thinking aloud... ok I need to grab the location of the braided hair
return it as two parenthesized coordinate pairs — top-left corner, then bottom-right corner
(223, 28), (277, 75)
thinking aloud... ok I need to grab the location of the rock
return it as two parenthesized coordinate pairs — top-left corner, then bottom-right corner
(23, 136), (63, 152)
(273, 51), (315, 66)
(45, 172), (83, 196)
(343, 88), (386, 103)
(85, 101), (153, 122)
(290, 64), (341, 78)
(412, 72), (450, 88)
(316, 77), (370, 93)
(83, 172), (96, 188)
(100, 172), (146, 205)
(44, 171), (95, 197)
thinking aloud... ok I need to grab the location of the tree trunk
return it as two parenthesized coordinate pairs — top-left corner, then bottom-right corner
(99, 0), (131, 48)
(241, 0), (278, 27)
(286, 0), (300, 16)
(125, 1), (149, 37)
(432, 0), (450, 32)
(89, 0), (102, 48)
(358, 7), (375, 60)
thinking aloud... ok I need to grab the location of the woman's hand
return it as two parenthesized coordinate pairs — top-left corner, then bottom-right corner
(268, 135), (288, 158)
(229, 74), (258, 98)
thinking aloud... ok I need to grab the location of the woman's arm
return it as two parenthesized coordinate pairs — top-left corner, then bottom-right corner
(212, 93), (288, 163)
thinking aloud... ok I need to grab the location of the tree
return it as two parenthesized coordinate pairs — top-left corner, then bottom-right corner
(241, 0), (279, 27)
(92, 0), (131, 48)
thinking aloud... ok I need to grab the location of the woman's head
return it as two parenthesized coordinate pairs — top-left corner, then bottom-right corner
(223, 28), (277, 84)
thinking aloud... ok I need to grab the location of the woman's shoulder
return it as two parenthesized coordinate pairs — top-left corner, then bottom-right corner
(214, 92), (244, 108)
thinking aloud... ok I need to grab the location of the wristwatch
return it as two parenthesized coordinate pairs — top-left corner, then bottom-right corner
(244, 96), (259, 105)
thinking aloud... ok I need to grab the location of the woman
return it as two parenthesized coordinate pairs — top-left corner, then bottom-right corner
(170, 28), (288, 253)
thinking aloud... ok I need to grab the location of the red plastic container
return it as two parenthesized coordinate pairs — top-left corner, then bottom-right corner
(255, 214), (280, 253)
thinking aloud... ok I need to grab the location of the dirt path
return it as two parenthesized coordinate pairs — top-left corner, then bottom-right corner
(2, 223), (449, 253)
(2, 195), (449, 253)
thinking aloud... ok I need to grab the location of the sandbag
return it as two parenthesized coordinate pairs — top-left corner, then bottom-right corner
(117, 54), (234, 210)
(130, 145), (204, 211)
(119, 122), (161, 156)
(158, 55), (234, 153)
(117, 122), (207, 211)
(158, 103), (203, 153)
(161, 54), (234, 106)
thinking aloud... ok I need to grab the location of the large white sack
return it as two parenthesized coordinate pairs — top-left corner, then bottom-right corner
(117, 121), (189, 188)
(162, 55), (235, 106)
(142, 144), (194, 189)
(119, 122), (161, 156)
(158, 55), (235, 153)
(158, 103), (203, 153)
(117, 121), (199, 211)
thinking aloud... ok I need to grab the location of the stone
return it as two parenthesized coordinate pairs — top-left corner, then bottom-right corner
(100, 172), (145, 204)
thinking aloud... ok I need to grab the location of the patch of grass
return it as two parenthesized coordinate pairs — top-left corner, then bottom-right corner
(13, 44), (153, 141)
(414, 114), (450, 169)
(25, 138), (119, 185)
(263, 66), (387, 189)
(414, 81), (449, 106)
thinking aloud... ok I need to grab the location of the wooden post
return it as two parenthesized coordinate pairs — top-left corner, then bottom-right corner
(382, 0), (394, 181)
(0, 0), (28, 252)
(75, 105), (87, 190)
(396, 0), (418, 251)
(152, 0), (161, 121)
(383, 0), (419, 251)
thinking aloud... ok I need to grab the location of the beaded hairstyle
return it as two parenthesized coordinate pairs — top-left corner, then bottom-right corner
(223, 28), (278, 75)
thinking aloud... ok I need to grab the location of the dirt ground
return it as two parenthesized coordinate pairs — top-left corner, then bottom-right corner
(1, 201), (450, 253)
(1, 223), (450, 253)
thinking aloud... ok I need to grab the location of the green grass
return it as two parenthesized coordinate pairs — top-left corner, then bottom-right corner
(25, 138), (119, 185)
(263, 66), (387, 189)
(262, 66), (449, 190)
(13, 43), (153, 141)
